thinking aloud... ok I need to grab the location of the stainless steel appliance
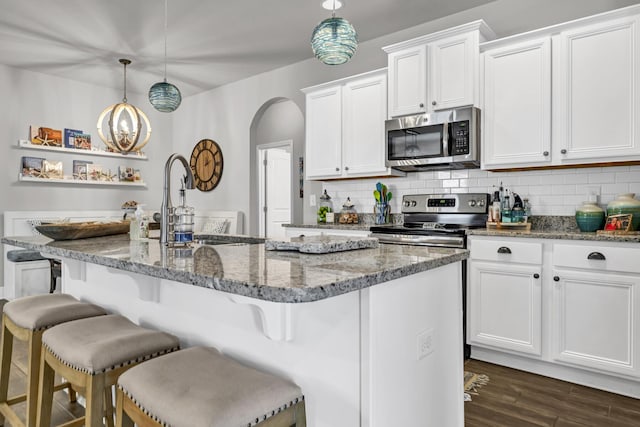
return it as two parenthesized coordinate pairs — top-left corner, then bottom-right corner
(370, 193), (490, 359)
(385, 106), (480, 171)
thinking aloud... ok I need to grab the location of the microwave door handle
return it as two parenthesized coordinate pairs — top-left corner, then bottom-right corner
(442, 120), (450, 156)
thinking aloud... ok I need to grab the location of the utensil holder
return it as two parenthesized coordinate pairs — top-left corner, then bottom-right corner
(374, 202), (390, 225)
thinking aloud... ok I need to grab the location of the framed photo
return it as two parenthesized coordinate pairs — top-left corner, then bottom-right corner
(72, 160), (92, 180)
(604, 214), (632, 232)
(74, 133), (91, 150)
(64, 128), (83, 148)
(21, 156), (44, 177)
(42, 160), (63, 179)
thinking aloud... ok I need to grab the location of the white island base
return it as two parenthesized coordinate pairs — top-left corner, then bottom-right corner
(61, 259), (464, 427)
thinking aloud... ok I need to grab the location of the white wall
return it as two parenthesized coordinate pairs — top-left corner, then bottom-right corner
(0, 63), (172, 288)
(171, 0), (640, 227)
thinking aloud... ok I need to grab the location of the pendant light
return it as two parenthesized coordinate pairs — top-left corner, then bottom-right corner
(311, 0), (358, 65)
(148, 0), (182, 112)
(97, 59), (152, 153)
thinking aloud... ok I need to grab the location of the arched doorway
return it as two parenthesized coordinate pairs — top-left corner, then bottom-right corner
(249, 98), (304, 237)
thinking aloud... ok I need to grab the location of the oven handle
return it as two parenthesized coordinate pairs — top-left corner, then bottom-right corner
(370, 233), (465, 249)
(442, 118), (450, 157)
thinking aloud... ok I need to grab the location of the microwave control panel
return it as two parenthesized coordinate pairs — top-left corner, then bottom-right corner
(451, 121), (470, 155)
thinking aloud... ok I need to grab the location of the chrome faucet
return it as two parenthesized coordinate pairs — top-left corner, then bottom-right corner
(160, 153), (195, 245)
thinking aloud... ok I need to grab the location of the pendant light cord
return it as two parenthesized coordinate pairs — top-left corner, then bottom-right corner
(163, 0), (168, 83)
(123, 61), (128, 103)
(332, 0), (336, 17)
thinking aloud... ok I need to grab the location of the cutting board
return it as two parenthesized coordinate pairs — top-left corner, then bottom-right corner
(35, 221), (130, 240)
(265, 235), (379, 254)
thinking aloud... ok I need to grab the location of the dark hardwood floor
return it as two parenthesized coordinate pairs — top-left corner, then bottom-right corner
(465, 359), (640, 427)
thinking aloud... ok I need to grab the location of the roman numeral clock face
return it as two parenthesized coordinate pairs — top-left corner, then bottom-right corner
(189, 139), (224, 192)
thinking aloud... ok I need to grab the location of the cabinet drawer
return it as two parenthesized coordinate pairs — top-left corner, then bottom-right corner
(553, 244), (640, 274)
(470, 239), (542, 264)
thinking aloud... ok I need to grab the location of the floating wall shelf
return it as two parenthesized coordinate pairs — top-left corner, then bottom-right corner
(17, 140), (148, 161)
(18, 174), (147, 188)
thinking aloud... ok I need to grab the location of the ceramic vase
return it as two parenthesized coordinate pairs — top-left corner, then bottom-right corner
(575, 202), (605, 232)
(607, 193), (640, 230)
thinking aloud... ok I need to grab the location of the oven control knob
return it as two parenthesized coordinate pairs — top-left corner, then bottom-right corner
(478, 199), (486, 207)
(404, 201), (411, 207)
(411, 201), (417, 207)
(468, 200), (477, 207)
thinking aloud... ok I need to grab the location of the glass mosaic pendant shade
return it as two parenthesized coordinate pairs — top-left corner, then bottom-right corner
(149, 80), (182, 112)
(311, 15), (358, 65)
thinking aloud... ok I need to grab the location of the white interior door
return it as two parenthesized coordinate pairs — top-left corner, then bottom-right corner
(258, 142), (292, 239)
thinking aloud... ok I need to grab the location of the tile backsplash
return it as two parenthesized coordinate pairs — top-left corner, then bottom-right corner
(322, 165), (640, 216)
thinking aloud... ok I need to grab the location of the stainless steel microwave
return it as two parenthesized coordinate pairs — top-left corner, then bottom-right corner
(385, 106), (480, 171)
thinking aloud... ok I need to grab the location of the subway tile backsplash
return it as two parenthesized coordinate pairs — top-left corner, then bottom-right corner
(322, 165), (640, 216)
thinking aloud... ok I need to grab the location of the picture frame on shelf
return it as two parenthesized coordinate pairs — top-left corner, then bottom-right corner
(75, 134), (91, 150)
(604, 214), (632, 232)
(30, 125), (62, 147)
(42, 160), (63, 179)
(72, 160), (92, 180)
(87, 164), (102, 181)
(63, 128), (83, 149)
(118, 166), (140, 182)
(21, 156), (45, 177)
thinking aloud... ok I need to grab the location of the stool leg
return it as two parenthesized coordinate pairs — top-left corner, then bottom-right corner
(36, 348), (55, 427)
(295, 401), (307, 427)
(86, 373), (106, 427)
(104, 386), (114, 427)
(0, 320), (14, 426)
(25, 330), (43, 427)
(115, 388), (133, 427)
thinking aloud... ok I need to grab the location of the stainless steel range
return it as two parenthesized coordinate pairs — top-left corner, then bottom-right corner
(370, 193), (490, 360)
(369, 193), (490, 248)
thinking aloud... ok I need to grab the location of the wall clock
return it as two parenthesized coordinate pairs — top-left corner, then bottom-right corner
(190, 139), (224, 192)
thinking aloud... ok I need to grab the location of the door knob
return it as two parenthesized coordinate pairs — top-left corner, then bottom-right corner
(533, 273), (540, 279)
(561, 149), (567, 154)
(543, 151), (549, 156)
(553, 276), (560, 282)
(345, 166), (349, 171)
(335, 167), (340, 172)
(419, 103), (425, 108)
(432, 101), (437, 106)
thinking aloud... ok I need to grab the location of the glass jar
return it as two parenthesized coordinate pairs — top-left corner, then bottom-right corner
(338, 197), (358, 224)
(317, 190), (333, 223)
(575, 201), (605, 232)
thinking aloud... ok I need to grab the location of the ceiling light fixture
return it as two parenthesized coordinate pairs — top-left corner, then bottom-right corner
(148, 0), (182, 112)
(311, 0), (358, 65)
(322, 0), (343, 10)
(97, 59), (152, 153)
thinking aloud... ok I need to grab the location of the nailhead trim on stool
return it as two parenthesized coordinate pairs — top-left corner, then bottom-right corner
(116, 346), (306, 427)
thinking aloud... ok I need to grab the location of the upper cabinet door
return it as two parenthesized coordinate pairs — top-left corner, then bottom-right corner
(305, 86), (342, 179)
(429, 32), (477, 111)
(343, 73), (388, 176)
(553, 15), (640, 162)
(482, 37), (552, 169)
(387, 45), (427, 118)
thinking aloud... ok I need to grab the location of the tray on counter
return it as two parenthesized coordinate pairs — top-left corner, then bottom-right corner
(35, 220), (130, 240)
(265, 235), (379, 254)
(486, 221), (532, 232)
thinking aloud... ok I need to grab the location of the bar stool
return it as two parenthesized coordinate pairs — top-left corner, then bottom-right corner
(115, 346), (306, 427)
(0, 294), (107, 427)
(37, 314), (180, 427)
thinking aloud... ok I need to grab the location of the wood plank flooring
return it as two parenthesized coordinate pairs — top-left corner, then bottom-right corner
(465, 359), (640, 427)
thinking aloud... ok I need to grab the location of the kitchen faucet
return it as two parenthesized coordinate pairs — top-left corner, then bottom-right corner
(160, 153), (195, 245)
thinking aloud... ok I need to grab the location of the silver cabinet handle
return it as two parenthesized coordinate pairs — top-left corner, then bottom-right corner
(561, 149), (567, 154)
(543, 151), (549, 156)
(587, 252), (606, 261)
(497, 246), (512, 254)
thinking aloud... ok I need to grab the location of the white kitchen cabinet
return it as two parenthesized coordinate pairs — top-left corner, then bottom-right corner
(553, 14), (640, 163)
(481, 8), (640, 170)
(481, 37), (552, 169)
(383, 21), (494, 118)
(387, 45), (427, 117)
(551, 243), (640, 378)
(304, 85), (343, 179)
(303, 69), (402, 180)
(468, 238), (543, 356)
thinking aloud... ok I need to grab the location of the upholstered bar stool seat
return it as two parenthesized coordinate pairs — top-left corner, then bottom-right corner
(37, 314), (180, 427)
(0, 294), (107, 427)
(116, 346), (306, 427)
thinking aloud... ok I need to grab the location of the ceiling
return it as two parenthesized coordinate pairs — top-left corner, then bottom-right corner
(0, 0), (494, 97)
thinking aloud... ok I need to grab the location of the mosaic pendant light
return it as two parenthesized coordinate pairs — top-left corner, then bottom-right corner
(149, 0), (182, 112)
(311, 0), (358, 65)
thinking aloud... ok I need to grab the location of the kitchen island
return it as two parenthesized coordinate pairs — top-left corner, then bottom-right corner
(2, 234), (468, 427)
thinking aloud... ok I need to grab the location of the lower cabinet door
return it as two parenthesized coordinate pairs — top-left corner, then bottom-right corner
(468, 261), (542, 355)
(551, 270), (640, 378)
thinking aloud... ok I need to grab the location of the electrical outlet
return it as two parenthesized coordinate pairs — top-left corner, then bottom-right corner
(417, 328), (435, 360)
(310, 194), (316, 207)
(586, 186), (601, 203)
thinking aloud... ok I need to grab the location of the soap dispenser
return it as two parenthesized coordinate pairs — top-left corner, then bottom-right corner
(174, 179), (194, 243)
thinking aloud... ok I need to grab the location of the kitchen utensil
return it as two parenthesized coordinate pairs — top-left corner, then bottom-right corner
(374, 190), (381, 202)
(387, 192), (393, 202)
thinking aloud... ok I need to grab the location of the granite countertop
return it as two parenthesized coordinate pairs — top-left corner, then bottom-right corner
(467, 229), (640, 243)
(1, 234), (468, 303)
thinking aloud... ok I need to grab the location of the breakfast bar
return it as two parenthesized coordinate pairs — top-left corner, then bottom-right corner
(2, 234), (467, 427)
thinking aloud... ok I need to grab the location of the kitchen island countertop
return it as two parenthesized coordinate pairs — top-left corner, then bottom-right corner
(1, 234), (468, 303)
